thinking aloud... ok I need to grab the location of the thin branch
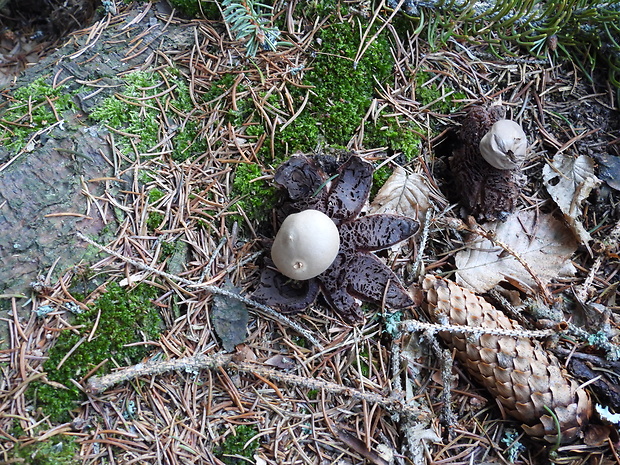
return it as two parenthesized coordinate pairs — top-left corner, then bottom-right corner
(86, 351), (427, 420)
(401, 319), (556, 340)
(76, 232), (325, 350)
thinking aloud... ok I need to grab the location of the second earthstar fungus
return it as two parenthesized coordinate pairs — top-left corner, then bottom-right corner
(252, 154), (419, 324)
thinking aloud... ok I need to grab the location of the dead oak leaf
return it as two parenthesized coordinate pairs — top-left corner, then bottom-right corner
(455, 210), (577, 293)
(543, 153), (600, 243)
(369, 167), (432, 223)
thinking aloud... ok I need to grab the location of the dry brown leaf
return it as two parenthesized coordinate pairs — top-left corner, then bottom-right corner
(455, 210), (577, 293)
(369, 167), (431, 223)
(542, 153), (600, 243)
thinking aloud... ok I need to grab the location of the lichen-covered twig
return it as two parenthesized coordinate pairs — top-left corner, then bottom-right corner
(400, 319), (556, 340)
(86, 351), (427, 420)
(76, 232), (325, 350)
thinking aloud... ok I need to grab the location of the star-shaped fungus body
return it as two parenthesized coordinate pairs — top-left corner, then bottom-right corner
(252, 154), (419, 323)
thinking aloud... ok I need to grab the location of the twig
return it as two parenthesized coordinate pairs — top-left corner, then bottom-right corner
(86, 352), (427, 420)
(76, 232), (325, 350)
(410, 207), (432, 279)
(400, 319), (556, 340)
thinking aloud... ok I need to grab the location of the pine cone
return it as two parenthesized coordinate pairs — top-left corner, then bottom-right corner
(423, 275), (591, 444)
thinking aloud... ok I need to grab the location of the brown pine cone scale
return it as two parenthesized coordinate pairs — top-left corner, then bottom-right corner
(423, 275), (591, 444)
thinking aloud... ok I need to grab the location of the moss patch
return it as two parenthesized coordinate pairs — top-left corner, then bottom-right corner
(29, 283), (163, 423)
(90, 69), (206, 161)
(167, 0), (220, 18)
(7, 434), (80, 465)
(215, 424), (260, 464)
(415, 71), (467, 114)
(276, 20), (394, 153)
(0, 77), (78, 152)
(230, 162), (277, 227)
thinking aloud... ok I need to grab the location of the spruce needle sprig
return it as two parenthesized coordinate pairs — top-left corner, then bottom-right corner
(220, 0), (289, 57)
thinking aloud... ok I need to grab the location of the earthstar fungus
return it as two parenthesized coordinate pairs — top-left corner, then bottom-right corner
(271, 209), (340, 280)
(450, 105), (528, 221)
(479, 119), (528, 170)
(253, 154), (419, 323)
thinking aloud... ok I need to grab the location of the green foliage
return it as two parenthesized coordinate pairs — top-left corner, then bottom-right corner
(357, 351), (370, 377)
(390, 0), (620, 92)
(303, 21), (393, 146)
(203, 73), (238, 103)
(274, 20), (395, 153)
(29, 283), (162, 423)
(371, 164), (393, 199)
(148, 188), (166, 203)
(215, 424), (260, 464)
(365, 117), (423, 162)
(0, 77), (78, 152)
(293, 0), (342, 19)
(230, 162), (277, 224)
(221, 0), (289, 57)
(201, 21), (402, 156)
(90, 69), (205, 161)
(8, 434), (80, 465)
(147, 188), (166, 231)
(147, 211), (165, 231)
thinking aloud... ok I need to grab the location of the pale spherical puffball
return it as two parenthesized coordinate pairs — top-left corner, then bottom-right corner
(479, 119), (528, 170)
(271, 209), (340, 280)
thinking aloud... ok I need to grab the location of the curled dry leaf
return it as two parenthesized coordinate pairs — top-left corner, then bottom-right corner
(369, 167), (431, 224)
(543, 153), (600, 243)
(455, 210), (577, 293)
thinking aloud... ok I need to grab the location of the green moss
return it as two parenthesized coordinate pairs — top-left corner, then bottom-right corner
(230, 163), (277, 226)
(147, 212), (165, 231)
(146, 188), (166, 231)
(215, 424), (260, 464)
(294, 0), (343, 19)
(90, 69), (205, 161)
(204, 20), (396, 157)
(148, 188), (166, 203)
(203, 73), (238, 103)
(0, 77), (78, 152)
(167, 0), (220, 18)
(8, 434), (80, 465)
(365, 117), (422, 162)
(293, 21), (394, 149)
(371, 164), (393, 199)
(357, 349), (371, 377)
(415, 71), (467, 114)
(28, 283), (163, 423)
